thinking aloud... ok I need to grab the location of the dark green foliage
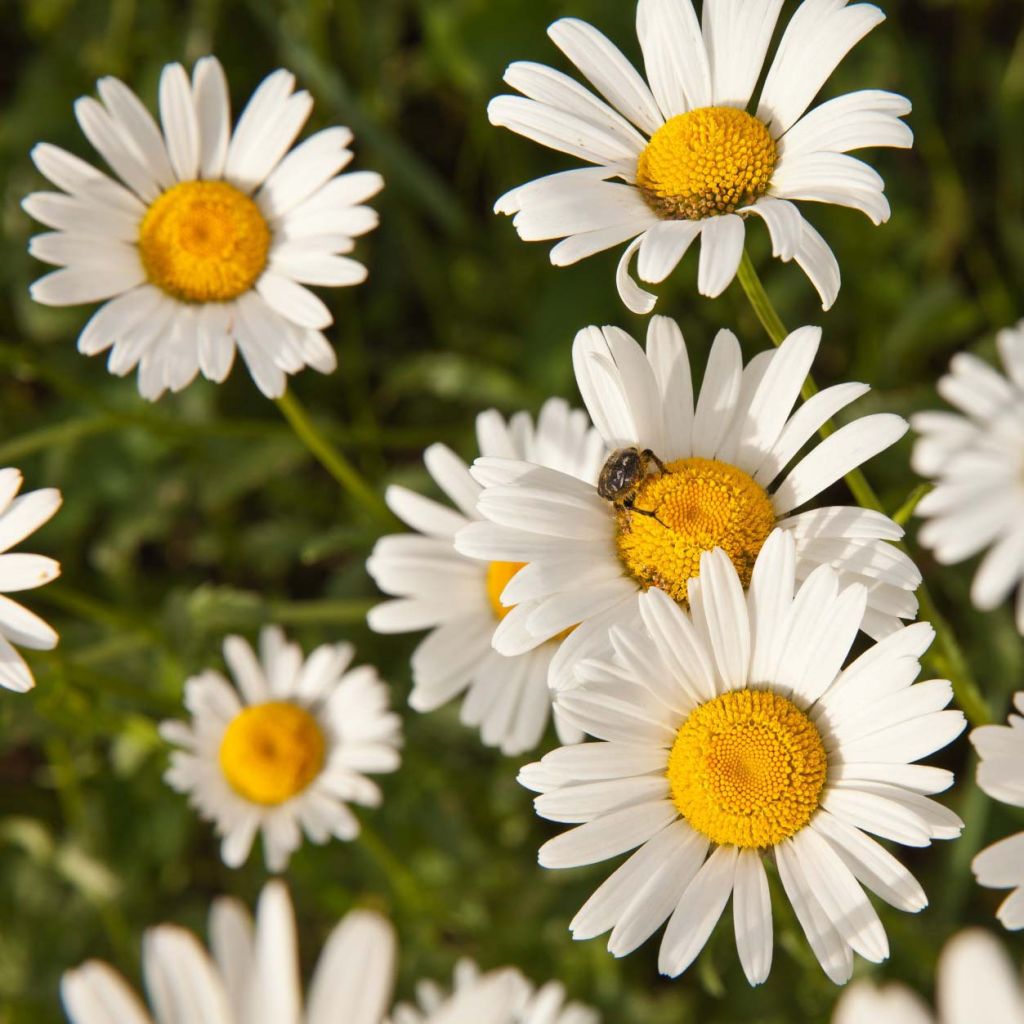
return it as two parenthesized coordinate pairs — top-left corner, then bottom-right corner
(0, 0), (1022, 1021)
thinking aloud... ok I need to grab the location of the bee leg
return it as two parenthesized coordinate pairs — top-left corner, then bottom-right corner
(642, 449), (668, 475)
(622, 496), (666, 528)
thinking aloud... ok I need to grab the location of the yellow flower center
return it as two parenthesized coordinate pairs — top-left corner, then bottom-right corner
(636, 106), (777, 221)
(615, 457), (775, 604)
(486, 560), (525, 622)
(486, 560), (576, 641)
(219, 701), (325, 806)
(138, 180), (271, 302)
(668, 689), (828, 848)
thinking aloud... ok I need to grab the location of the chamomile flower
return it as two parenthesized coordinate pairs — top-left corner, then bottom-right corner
(0, 468), (62, 692)
(61, 881), (398, 1024)
(520, 532), (965, 986)
(832, 929), (1024, 1024)
(160, 625), (401, 872)
(25, 56), (382, 400)
(911, 322), (1024, 634)
(488, 0), (911, 313)
(388, 960), (599, 1024)
(970, 691), (1024, 929)
(367, 398), (607, 755)
(61, 882), (597, 1024)
(456, 317), (920, 689)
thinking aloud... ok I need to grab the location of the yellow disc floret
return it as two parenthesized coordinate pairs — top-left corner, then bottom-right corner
(139, 180), (271, 302)
(637, 106), (777, 221)
(486, 559), (576, 640)
(219, 701), (325, 806)
(486, 560), (525, 622)
(668, 689), (828, 848)
(615, 457), (775, 604)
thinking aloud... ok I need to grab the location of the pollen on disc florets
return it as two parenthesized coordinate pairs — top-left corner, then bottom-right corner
(636, 106), (778, 221)
(668, 689), (828, 848)
(139, 180), (271, 303)
(615, 457), (776, 604)
(219, 701), (325, 805)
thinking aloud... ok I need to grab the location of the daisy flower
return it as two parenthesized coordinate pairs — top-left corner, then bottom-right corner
(0, 468), (62, 692)
(970, 690), (1024, 929)
(911, 322), (1024, 634)
(160, 625), (401, 872)
(832, 929), (1024, 1023)
(61, 881), (398, 1024)
(367, 398), (607, 755)
(519, 532), (965, 985)
(456, 317), (921, 689)
(387, 959), (599, 1024)
(61, 881), (597, 1024)
(25, 55), (382, 399)
(488, 0), (911, 313)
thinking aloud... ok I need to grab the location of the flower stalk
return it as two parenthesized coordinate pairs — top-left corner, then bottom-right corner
(736, 249), (990, 727)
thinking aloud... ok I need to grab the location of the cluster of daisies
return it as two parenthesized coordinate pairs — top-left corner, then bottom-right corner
(5, 0), (1024, 1019)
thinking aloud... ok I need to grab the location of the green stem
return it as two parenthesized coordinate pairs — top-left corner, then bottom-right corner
(736, 249), (989, 726)
(275, 389), (392, 523)
(269, 597), (376, 626)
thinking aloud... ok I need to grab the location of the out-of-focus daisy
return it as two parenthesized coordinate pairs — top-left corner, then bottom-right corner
(520, 532), (964, 985)
(488, 0), (911, 313)
(26, 55), (382, 399)
(61, 881), (598, 1024)
(367, 398), (607, 755)
(160, 625), (401, 872)
(62, 881), (398, 1024)
(911, 322), (1024, 634)
(457, 317), (920, 689)
(832, 929), (1024, 1023)
(387, 959), (599, 1024)
(971, 691), (1024, 929)
(0, 468), (62, 692)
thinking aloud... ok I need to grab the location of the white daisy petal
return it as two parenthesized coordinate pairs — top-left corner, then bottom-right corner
(306, 910), (396, 1024)
(73, 96), (162, 203)
(781, 89), (913, 160)
(159, 63), (201, 182)
(487, 95), (638, 171)
(757, 0), (887, 136)
(913, 326), (1024, 633)
(142, 926), (232, 1024)
(772, 413), (908, 515)
(695, 214), (744, 297)
(31, 262), (146, 307)
(691, 327), (742, 457)
(776, 838), (854, 984)
(503, 61), (647, 153)
(771, 152), (891, 224)
(793, 217), (842, 310)
(548, 17), (663, 135)
(733, 848), (773, 986)
(702, 0), (785, 108)
(61, 962), (154, 1024)
(95, 76), (176, 189)
(192, 56), (231, 179)
(637, 0), (712, 119)
(636, 220), (703, 284)
(658, 844), (737, 977)
(742, 196), (804, 261)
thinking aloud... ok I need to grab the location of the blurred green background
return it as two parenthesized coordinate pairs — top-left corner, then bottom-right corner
(0, 0), (1023, 1020)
